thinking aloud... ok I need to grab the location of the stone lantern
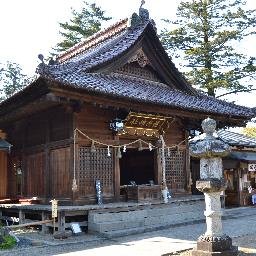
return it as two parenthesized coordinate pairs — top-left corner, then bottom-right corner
(190, 118), (238, 256)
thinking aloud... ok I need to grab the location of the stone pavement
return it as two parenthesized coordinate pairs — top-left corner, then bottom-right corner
(0, 206), (256, 256)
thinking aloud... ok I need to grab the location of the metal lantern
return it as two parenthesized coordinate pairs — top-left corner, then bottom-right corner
(110, 118), (124, 132)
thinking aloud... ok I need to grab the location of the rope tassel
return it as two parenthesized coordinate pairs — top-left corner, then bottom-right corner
(107, 146), (111, 157)
(117, 147), (122, 159)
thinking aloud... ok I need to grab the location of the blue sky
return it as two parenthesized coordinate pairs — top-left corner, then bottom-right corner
(0, 0), (256, 108)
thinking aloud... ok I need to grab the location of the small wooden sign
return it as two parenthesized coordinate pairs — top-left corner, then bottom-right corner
(248, 164), (256, 172)
(51, 199), (58, 218)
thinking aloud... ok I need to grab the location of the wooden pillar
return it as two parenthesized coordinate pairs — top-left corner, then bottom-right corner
(58, 211), (65, 232)
(156, 149), (162, 186)
(18, 210), (25, 224)
(0, 151), (7, 198)
(45, 118), (50, 202)
(184, 131), (190, 192)
(41, 212), (50, 234)
(114, 147), (120, 202)
(71, 112), (78, 204)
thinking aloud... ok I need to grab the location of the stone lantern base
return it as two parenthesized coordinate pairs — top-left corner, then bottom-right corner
(192, 234), (238, 256)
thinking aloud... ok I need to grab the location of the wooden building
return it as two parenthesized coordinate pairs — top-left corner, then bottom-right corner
(191, 130), (256, 207)
(220, 130), (256, 207)
(0, 8), (255, 205)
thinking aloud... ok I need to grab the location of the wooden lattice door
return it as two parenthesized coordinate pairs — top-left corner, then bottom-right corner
(78, 146), (114, 199)
(164, 149), (186, 191)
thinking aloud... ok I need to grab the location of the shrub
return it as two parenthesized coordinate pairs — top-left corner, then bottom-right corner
(0, 235), (16, 249)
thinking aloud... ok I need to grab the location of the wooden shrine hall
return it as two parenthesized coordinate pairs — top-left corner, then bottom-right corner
(0, 6), (255, 207)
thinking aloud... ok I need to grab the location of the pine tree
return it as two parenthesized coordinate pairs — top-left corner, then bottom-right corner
(161, 0), (256, 97)
(0, 62), (32, 101)
(53, 1), (111, 54)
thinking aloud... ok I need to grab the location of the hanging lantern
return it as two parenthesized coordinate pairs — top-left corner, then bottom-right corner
(123, 145), (127, 152)
(117, 147), (122, 158)
(109, 118), (124, 132)
(107, 146), (111, 157)
(90, 141), (96, 153)
(138, 140), (143, 151)
(148, 143), (153, 151)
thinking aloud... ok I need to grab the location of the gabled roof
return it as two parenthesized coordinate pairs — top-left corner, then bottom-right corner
(36, 8), (255, 120)
(217, 129), (256, 148)
(0, 7), (255, 125)
(38, 13), (196, 94)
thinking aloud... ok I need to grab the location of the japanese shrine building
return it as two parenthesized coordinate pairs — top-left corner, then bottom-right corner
(0, 7), (255, 205)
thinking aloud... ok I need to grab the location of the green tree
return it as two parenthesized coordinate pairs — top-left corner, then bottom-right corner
(243, 127), (256, 138)
(0, 62), (32, 101)
(161, 0), (256, 97)
(53, 1), (111, 54)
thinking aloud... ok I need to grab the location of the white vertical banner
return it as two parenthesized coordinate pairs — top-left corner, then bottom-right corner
(51, 199), (58, 218)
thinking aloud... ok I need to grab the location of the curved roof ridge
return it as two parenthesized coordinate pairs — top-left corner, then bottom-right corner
(57, 19), (128, 63)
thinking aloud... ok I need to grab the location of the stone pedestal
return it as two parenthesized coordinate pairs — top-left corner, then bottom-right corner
(191, 180), (238, 256)
(193, 235), (238, 256)
(190, 118), (238, 256)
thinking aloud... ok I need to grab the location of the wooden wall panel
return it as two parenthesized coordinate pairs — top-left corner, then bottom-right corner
(25, 152), (45, 197)
(25, 119), (46, 147)
(7, 106), (72, 151)
(7, 156), (21, 197)
(0, 152), (7, 198)
(49, 109), (71, 142)
(50, 147), (71, 198)
(164, 121), (186, 146)
(75, 105), (115, 145)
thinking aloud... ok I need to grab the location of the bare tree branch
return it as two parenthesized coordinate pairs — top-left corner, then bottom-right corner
(216, 88), (256, 98)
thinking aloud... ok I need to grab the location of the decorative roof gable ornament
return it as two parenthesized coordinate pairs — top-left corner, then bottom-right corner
(139, 0), (149, 22)
(128, 48), (150, 67)
(127, 0), (152, 29)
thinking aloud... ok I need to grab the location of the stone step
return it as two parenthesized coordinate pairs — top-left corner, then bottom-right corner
(100, 226), (146, 238)
(88, 219), (145, 233)
(88, 208), (147, 223)
(100, 217), (206, 239)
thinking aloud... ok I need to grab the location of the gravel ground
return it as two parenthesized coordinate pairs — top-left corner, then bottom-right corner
(0, 207), (255, 256)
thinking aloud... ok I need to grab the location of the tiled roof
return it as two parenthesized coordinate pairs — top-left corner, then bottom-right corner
(35, 13), (255, 120)
(38, 70), (254, 118)
(217, 130), (256, 148)
(40, 20), (148, 75)
(57, 19), (128, 63)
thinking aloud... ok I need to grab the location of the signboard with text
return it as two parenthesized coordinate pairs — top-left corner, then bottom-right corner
(123, 112), (169, 137)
